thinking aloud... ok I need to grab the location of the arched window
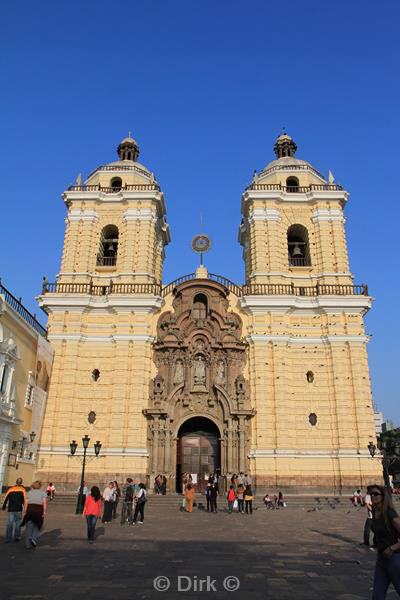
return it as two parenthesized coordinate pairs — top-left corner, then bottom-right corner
(97, 225), (119, 266)
(193, 294), (208, 319)
(286, 176), (299, 192)
(110, 177), (122, 191)
(287, 224), (311, 267)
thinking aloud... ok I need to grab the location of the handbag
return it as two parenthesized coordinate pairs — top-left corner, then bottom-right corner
(233, 499), (239, 511)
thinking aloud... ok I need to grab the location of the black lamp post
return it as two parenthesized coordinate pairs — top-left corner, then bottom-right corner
(70, 435), (102, 514)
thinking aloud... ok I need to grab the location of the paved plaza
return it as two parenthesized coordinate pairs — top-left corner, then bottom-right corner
(0, 498), (391, 600)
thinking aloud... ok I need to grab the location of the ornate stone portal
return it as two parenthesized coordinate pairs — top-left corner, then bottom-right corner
(144, 279), (255, 487)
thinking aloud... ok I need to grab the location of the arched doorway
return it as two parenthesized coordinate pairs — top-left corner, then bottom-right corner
(176, 417), (220, 493)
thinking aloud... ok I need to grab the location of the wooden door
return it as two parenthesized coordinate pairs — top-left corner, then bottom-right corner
(181, 433), (219, 492)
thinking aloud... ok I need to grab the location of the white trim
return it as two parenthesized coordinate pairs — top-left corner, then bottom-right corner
(37, 294), (164, 315)
(241, 189), (348, 211)
(245, 333), (369, 345)
(249, 448), (373, 459)
(123, 207), (157, 223)
(247, 207), (281, 224)
(46, 333), (155, 343)
(240, 295), (372, 316)
(38, 446), (149, 457)
(58, 272), (158, 278)
(66, 209), (99, 223)
(63, 190), (167, 216)
(249, 272), (353, 280)
(312, 207), (345, 223)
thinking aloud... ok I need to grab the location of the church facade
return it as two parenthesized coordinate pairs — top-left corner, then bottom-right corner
(36, 133), (381, 493)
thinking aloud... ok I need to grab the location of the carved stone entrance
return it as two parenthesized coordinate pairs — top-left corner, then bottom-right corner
(144, 279), (256, 492)
(176, 417), (220, 493)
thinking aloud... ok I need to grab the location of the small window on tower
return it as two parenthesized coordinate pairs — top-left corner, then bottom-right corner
(286, 176), (299, 192)
(306, 371), (314, 383)
(110, 177), (122, 191)
(92, 369), (100, 382)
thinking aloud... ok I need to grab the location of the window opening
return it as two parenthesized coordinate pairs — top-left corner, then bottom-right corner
(97, 225), (119, 267)
(286, 176), (299, 192)
(287, 224), (311, 267)
(193, 294), (208, 319)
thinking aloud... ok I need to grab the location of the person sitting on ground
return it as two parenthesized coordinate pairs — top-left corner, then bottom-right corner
(263, 493), (273, 509)
(46, 483), (56, 501)
(352, 489), (363, 506)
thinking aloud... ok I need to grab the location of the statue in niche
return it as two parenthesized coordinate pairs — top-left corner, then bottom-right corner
(216, 360), (225, 384)
(193, 355), (206, 386)
(173, 360), (184, 385)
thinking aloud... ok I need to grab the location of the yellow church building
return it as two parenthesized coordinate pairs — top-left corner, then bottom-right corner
(36, 132), (381, 493)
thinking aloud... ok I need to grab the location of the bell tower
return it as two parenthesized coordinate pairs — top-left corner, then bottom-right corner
(238, 132), (380, 492)
(36, 135), (170, 488)
(239, 131), (351, 287)
(58, 134), (170, 287)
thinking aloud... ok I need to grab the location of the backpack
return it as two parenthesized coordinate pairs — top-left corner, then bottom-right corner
(125, 485), (134, 501)
(228, 489), (235, 502)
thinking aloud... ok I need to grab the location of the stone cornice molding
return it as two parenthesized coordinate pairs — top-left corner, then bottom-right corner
(63, 190), (167, 217)
(37, 294), (164, 315)
(38, 446), (149, 457)
(249, 448), (374, 458)
(241, 189), (348, 215)
(245, 333), (369, 345)
(46, 333), (156, 344)
(239, 295), (372, 316)
(249, 272), (353, 280)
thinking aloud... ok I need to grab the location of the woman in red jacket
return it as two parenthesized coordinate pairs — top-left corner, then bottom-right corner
(83, 486), (102, 543)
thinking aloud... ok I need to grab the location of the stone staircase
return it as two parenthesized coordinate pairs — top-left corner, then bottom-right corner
(47, 493), (400, 511)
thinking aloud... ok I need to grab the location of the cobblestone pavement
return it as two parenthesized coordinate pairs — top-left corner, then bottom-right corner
(0, 500), (391, 600)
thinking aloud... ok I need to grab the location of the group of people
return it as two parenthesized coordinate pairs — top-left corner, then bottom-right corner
(263, 491), (286, 509)
(2, 478), (47, 549)
(81, 479), (147, 542)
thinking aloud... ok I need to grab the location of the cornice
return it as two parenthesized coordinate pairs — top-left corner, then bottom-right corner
(249, 448), (373, 458)
(38, 446), (149, 457)
(37, 294), (164, 315)
(46, 334), (155, 343)
(245, 333), (369, 345)
(239, 295), (372, 316)
(241, 189), (348, 215)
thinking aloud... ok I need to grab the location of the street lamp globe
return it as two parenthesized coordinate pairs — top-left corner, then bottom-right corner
(70, 440), (78, 456)
(82, 435), (90, 449)
(94, 441), (102, 456)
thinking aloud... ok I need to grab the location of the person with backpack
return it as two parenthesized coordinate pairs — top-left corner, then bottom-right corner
(120, 478), (134, 525)
(2, 478), (26, 542)
(227, 485), (236, 513)
(132, 483), (147, 524)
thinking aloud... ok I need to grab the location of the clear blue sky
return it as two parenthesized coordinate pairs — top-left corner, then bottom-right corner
(1, 1), (399, 424)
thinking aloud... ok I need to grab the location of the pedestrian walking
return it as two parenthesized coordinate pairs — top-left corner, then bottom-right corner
(77, 481), (88, 513)
(362, 486), (374, 548)
(120, 478), (135, 524)
(227, 485), (236, 513)
(161, 475), (167, 495)
(132, 483), (147, 524)
(277, 491), (285, 508)
(112, 481), (121, 519)
(46, 482), (56, 501)
(102, 482), (114, 523)
(205, 482), (211, 511)
(245, 485), (253, 514)
(2, 478), (26, 543)
(154, 474), (162, 495)
(369, 484), (400, 598)
(185, 483), (195, 513)
(181, 472), (188, 511)
(83, 486), (102, 543)
(21, 481), (47, 549)
(209, 482), (218, 513)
